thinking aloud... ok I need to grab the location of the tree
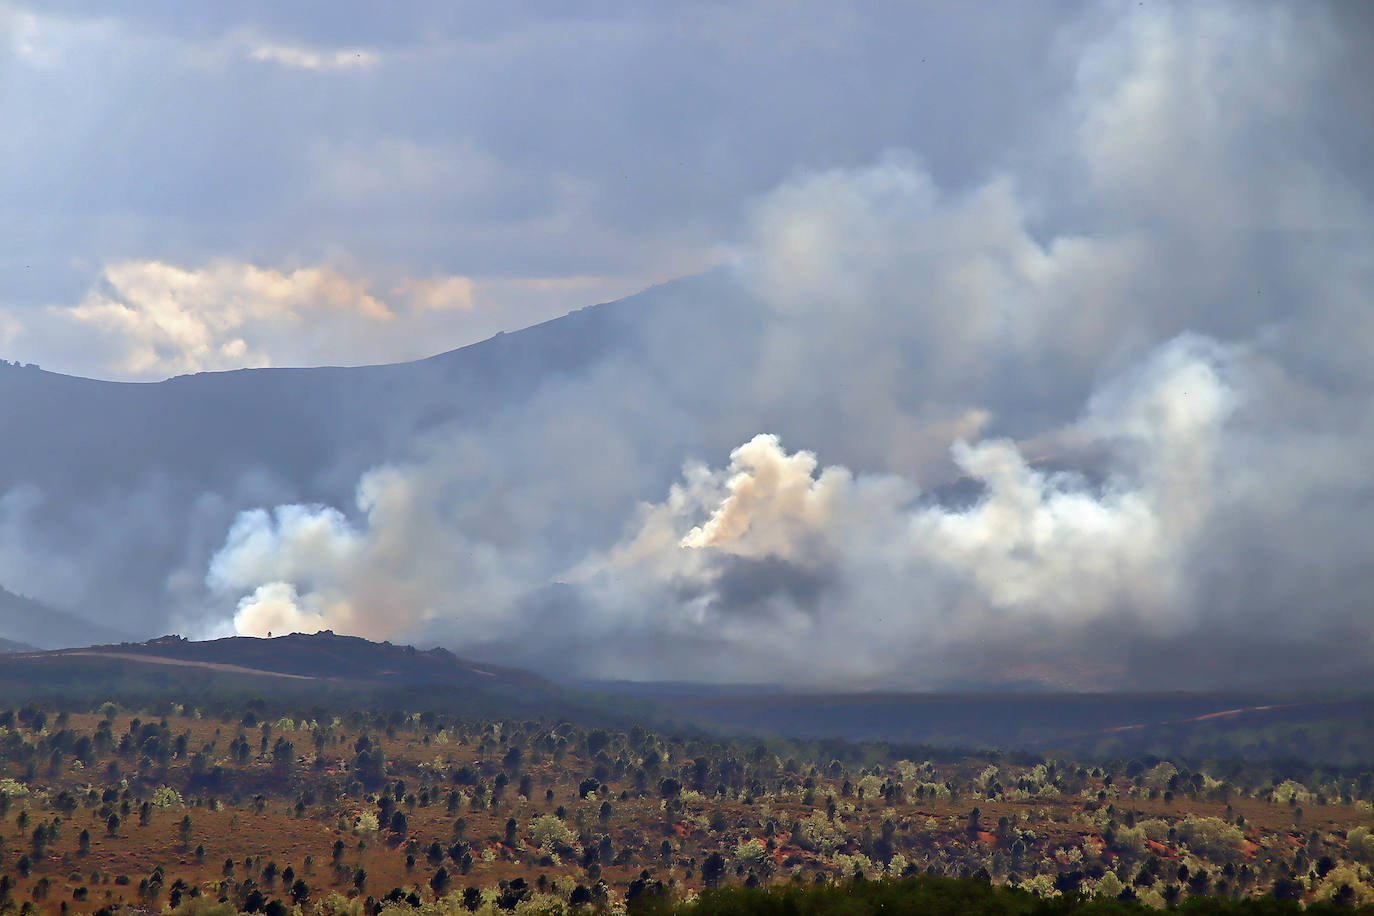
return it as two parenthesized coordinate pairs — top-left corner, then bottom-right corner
(430, 866), (451, 896)
(105, 814), (119, 837)
(353, 742), (386, 788)
(272, 738), (294, 774)
(702, 852), (727, 888)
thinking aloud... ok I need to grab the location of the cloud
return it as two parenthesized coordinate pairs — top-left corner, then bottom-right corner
(393, 276), (474, 311)
(0, 0), (1075, 333)
(3, 259), (660, 380)
(52, 260), (393, 377)
(248, 41), (379, 71)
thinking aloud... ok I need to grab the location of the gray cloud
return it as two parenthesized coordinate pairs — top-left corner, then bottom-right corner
(1, 1), (1081, 355)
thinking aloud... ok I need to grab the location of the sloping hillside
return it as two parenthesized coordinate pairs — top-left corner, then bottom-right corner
(0, 632), (651, 725)
(0, 584), (131, 649)
(66, 631), (552, 691)
(0, 272), (748, 647)
(0, 277), (710, 497)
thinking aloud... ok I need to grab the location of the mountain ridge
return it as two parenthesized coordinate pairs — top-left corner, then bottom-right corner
(0, 584), (132, 650)
(0, 273), (736, 649)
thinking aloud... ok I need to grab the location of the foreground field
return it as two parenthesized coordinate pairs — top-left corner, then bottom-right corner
(0, 700), (1370, 915)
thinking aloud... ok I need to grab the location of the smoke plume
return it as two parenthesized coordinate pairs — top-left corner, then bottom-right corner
(199, 3), (1374, 687)
(2, 1), (1371, 687)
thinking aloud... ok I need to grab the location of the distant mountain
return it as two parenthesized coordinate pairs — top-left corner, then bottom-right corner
(5, 269), (1359, 696)
(0, 272), (751, 647)
(0, 275), (727, 498)
(0, 585), (131, 650)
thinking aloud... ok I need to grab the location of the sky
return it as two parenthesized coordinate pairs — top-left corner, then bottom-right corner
(1, 0), (1100, 379)
(2, 1), (1373, 689)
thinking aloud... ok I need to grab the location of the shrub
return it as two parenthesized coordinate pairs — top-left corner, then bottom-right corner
(529, 814), (576, 851)
(1175, 815), (1243, 860)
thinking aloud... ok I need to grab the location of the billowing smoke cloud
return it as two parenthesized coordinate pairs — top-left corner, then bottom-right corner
(206, 466), (524, 642)
(198, 1), (1374, 688)
(207, 334), (1261, 686)
(576, 334), (1245, 683)
(4, 1), (1372, 686)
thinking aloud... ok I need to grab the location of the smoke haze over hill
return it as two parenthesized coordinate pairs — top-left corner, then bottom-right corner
(2, 1), (1373, 687)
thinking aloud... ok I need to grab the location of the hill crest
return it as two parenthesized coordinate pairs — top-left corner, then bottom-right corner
(20, 631), (551, 692)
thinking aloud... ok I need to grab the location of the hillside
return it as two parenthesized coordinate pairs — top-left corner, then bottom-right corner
(0, 271), (755, 652)
(0, 584), (131, 650)
(1, 635), (1370, 764)
(5, 271), (1372, 696)
(0, 272), (737, 498)
(55, 632), (551, 690)
(640, 689), (1374, 766)
(0, 633), (634, 725)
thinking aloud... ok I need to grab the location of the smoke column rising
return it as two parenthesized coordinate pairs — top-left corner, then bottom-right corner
(198, 1), (1374, 687)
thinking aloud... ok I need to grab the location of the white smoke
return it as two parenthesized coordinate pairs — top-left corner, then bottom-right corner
(193, 0), (1374, 687)
(206, 465), (526, 643)
(561, 334), (1241, 685)
(207, 334), (1258, 686)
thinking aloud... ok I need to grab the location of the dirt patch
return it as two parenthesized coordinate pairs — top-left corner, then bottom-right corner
(37, 650), (321, 680)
